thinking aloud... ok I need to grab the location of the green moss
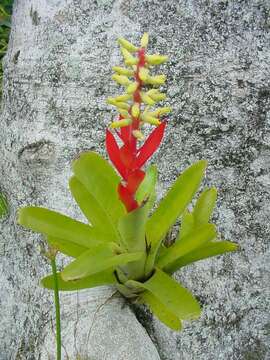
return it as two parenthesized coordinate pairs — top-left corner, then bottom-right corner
(0, 0), (12, 97)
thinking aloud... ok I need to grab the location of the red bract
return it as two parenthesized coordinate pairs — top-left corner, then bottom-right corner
(105, 129), (127, 179)
(134, 122), (166, 169)
(106, 121), (166, 212)
(118, 183), (138, 212)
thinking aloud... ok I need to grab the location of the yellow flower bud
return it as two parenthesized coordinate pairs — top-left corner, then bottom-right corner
(118, 109), (130, 117)
(125, 57), (139, 66)
(121, 47), (132, 59)
(146, 55), (168, 65)
(142, 112), (161, 125)
(146, 74), (166, 85)
(147, 89), (166, 101)
(132, 130), (145, 140)
(111, 118), (132, 128)
(138, 67), (149, 82)
(126, 82), (138, 94)
(116, 102), (130, 110)
(118, 38), (138, 52)
(140, 92), (156, 105)
(107, 97), (130, 110)
(131, 103), (140, 118)
(112, 74), (131, 86)
(112, 66), (134, 76)
(151, 107), (172, 116)
(115, 94), (132, 102)
(107, 97), (116, 105)
(121, 48), (139, 66)
(140, 33), (149, 48)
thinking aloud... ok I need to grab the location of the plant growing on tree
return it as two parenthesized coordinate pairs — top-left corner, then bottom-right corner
(18, 34), (238, 338)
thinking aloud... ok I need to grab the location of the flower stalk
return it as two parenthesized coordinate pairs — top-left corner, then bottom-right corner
(47, 248), (61, 360)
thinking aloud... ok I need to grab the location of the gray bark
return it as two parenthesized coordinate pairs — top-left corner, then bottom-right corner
(1, 0), (269, 359)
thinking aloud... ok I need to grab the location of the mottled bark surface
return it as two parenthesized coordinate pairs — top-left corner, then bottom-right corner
(0, 0), (269, 359)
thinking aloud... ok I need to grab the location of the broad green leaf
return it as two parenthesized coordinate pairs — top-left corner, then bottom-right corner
(157, 224), (216, 269)
(18, 207), (112, 248)
(193, 187), (217, 225)
(146, 160), (207, 247)
(61, 243), (144, 281)
(139, 291), (182, 331)
(41, 269), (116, 291)
(72, 152), (125, 225)
(47, 236), (88, 258)
(145, 160), (207, 274)
(165, 241), (239, 274)
(178, 210), (195, 239)
(69, 176), (119, 242)
(127, 268), (201, 320)
(118, 202), (150, 278)
(118, 202), (149, 252)
(135, 165), (157, 205)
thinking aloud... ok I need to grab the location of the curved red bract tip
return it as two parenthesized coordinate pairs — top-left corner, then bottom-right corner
(134, 121), (167, 169)
(106, 130), (127, 180)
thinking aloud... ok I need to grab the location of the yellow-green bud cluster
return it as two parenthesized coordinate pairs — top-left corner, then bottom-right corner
(108, 33), (171, 135)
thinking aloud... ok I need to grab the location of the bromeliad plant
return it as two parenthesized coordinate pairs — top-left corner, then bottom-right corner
(18, 34), (238, 332)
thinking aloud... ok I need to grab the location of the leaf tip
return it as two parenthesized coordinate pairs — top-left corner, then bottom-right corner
(17, 207), (28, 226)
(199, 159), (208, 170)
(230, 242), (239, 251)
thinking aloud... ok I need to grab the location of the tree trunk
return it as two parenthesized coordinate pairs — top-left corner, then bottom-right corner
(0, 1), (160, 359)
(1, 0), (269, 359)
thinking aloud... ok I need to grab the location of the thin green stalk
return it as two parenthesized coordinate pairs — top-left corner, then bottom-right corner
(50, 256), (61, 360)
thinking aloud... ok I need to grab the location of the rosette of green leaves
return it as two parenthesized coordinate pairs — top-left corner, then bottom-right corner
(18, 152), (238, 331)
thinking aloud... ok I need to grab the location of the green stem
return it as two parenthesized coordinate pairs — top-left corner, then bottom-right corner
(50, 257), (61, 360)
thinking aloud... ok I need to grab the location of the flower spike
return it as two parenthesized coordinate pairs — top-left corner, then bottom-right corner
(107, 34), (170, 211)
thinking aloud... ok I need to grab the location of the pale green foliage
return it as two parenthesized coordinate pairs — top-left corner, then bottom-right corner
(18, 152), (238, 331)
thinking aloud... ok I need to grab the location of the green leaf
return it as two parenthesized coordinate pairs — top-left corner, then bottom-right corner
(146, 160), (207, 247)
(118, 202), (149, 252)
(116, 284), (139, 299)
(0, 19), (10, 27)
(47, 236), (88, 258)
(139, 291), (182, 331)
(193, 187), (217, 225)
(145, 160), (207, 274)
(41, 269), (116, 291)
(118, 202), (150, 278)
(128, 268), (201, 320)
(69, 176), (119, 242)
(166, 241), (239, 274)
(18, 207), (111, 248)
(61, 243), (144, 281)
(72, 152), (125, 225)
(157, 224), (216, 270)
(178, 210), (195, 239)
(135, 165), (157, 205)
